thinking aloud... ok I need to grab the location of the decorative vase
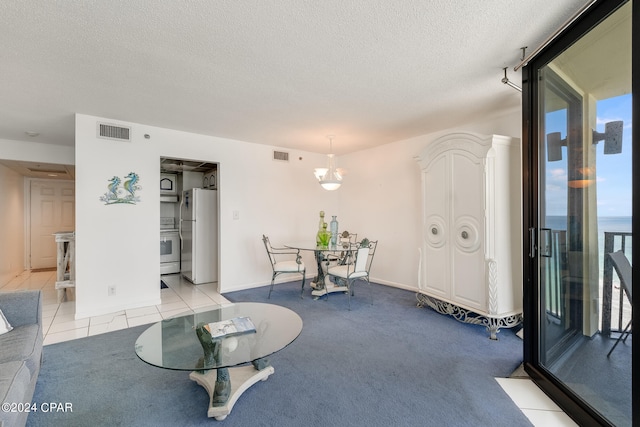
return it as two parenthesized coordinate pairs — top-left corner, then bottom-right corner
(330, 216), (338, 246)
(317, 223), (331, 248)
(316, 211), (326, 246)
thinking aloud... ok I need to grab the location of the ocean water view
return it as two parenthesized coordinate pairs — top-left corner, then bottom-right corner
(545, 215), (633, 260)
(545, 215), (632, 234)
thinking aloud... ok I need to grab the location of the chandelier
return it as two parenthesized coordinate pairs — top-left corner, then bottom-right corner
(314, 135), (343, 191)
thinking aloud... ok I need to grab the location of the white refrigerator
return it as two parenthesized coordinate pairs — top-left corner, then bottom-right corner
(179, 188), (218, 284)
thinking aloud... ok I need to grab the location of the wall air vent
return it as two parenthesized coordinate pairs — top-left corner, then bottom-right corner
(273, 150), (289, 162)
(97, 123), (131, 141)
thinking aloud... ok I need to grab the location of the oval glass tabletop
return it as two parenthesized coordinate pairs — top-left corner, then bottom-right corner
(285, 242), (356, 252)
(135, 302), (302, 371)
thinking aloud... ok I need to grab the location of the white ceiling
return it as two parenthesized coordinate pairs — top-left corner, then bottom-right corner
(0, 0), (591, 155)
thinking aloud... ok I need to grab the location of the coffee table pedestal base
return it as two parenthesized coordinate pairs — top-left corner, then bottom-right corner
(189, 366), (275, 421)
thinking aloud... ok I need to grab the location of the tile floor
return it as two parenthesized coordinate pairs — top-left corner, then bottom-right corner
(0, 270), (231, 345)
(1, 269), (577, 426)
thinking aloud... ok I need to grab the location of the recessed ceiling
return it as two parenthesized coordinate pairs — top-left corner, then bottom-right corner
(0, 0), (592, 155)
(160, 157), (217, 174)
(0, 160), (75, 180)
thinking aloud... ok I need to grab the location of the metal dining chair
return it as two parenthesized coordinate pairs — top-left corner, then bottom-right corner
(607, 250), (632, 357)
(262, 235), (306, 299)
(324, 231), (358, 272)
(327, 239), (377, 310)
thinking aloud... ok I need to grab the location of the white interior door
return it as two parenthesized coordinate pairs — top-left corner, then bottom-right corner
(30, 180), (75, 269)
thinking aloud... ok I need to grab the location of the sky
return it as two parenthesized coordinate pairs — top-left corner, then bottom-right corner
(545, 93), (632, 218)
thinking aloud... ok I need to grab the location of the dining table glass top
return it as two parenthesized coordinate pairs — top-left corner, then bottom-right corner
(135, 302), (303, 371)
(284, 242), (356, 252)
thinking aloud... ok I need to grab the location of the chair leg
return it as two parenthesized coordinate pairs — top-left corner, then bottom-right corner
(299, 269), (306, 299)
(607, 319), (632, 357)
(347, 279), (351, 310)
(622, 320), (632, 344)
(268, 272), (277, 299)
(324, 275), (329, 302)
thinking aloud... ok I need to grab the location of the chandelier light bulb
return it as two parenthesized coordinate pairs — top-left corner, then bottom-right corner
(314, 136), (343, 190)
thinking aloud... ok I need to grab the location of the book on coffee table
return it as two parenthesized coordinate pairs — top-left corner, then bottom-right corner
(204, 316), (256, 338)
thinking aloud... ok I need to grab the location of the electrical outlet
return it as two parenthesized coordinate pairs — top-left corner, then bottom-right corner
(233, 210), (240, 220)
(108, 285), (116, 296)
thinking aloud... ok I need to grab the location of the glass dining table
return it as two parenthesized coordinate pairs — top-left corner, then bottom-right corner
(285, 242), (355, 299)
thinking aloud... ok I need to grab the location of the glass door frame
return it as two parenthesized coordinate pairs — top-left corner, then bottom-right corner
(521, 0), (638, 425)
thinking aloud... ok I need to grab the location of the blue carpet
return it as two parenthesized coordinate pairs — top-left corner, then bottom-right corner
(28, 282), (531, 426)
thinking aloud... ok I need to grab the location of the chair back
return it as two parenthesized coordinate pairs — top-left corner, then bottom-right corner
(354, 247), (370, 272)
(262, 235), (276, 267)
(339, 232), (358, 248)
(609, 250), (632, 299)
(356, 239), (377, 274)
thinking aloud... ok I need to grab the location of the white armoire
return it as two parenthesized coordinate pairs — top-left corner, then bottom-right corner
(414, 132), (522, 339)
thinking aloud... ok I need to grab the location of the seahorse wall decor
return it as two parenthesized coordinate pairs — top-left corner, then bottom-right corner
(99, 172), (142, 205)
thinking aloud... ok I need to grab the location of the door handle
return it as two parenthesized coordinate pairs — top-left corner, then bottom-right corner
(529, 227), (536, 258)
(529, 228), (553, 258)
(540, 228), (552, 258)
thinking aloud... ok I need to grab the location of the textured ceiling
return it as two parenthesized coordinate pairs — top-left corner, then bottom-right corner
(0, 0), (591, 155)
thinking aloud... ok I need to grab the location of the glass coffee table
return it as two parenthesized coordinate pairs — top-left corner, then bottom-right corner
(135, 302), (303, 420)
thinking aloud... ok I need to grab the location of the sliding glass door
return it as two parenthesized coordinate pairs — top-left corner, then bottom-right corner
(538, 67), (587, 368)
(523, 1), (635, 425)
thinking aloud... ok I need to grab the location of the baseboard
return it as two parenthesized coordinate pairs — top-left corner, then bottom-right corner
(31, 267), (57, 273)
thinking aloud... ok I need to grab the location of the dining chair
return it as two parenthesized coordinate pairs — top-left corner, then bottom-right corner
(338, 231), (358, 249)
(324, 231), (358, 272)
(607, 250), (632, 357)
(327, 239), (377, 310)
(262, 235), (306, 299)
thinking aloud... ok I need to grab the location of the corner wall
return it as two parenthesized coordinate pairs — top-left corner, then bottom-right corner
(0, 163), (25, 285)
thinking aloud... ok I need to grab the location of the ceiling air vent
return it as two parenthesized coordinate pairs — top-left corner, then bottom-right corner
(97, 122), (131, 141)
(273, 150), (289, 162)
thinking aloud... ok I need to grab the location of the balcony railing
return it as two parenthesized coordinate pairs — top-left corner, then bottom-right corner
(543, 230), (567, 320)
(601, 231), (633, 336)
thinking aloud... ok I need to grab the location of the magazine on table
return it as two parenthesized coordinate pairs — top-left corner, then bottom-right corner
(203, 316), (256, 338)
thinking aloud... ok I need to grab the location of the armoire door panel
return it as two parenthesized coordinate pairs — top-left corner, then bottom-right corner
(423, 154), (448, 220)
(450, 150), (486, 310)
(452, 248), (486, 309)
(422, 153), (449, 294)
(451, 151), (484, 221)
(423, 244), (449, 297)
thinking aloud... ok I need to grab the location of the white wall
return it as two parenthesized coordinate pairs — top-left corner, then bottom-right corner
(74, 114), (339, 318)
(0, 163), (25, 285)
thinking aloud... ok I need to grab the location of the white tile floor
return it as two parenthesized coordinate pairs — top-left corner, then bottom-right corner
(0, 270), (231, 345)
(1, 269), (577, 426)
